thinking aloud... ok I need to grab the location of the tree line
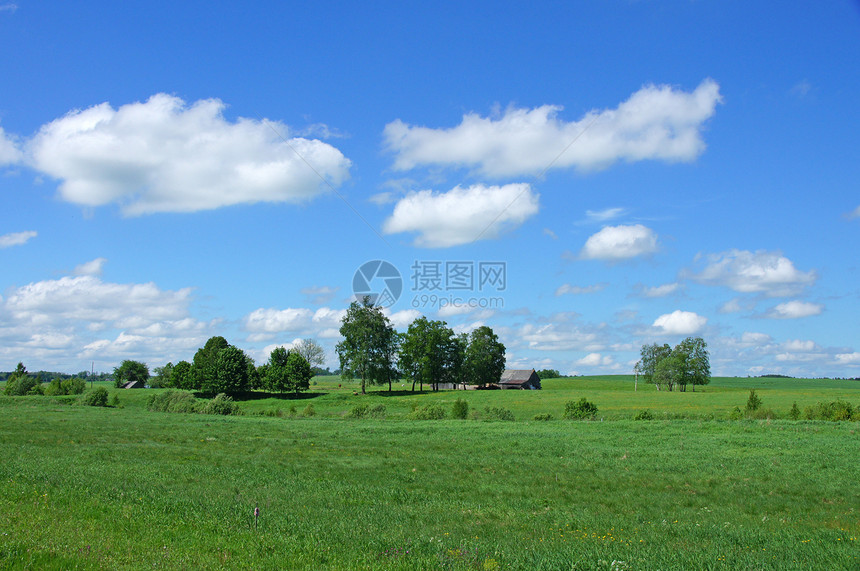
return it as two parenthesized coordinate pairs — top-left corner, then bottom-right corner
(336, 297), (506, 394)
(634, 337), (710, 391)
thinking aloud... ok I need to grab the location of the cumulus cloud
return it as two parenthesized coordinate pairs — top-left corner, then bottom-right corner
(764, 300), (823, 319)
(687, 249), (816, 297)
(576, 352), (615, 367)
(0, 230), (36, 249)
(383, 308), (422, 329)
(0, 272), (212, 368)
(243, 306), (345, 341)
(555, 283), (608, 296)
(835, 352), (860, 365)
(27, 94), (351, 216)
(72, 257), (107, 276)
(519, 319), (604, 352)
(580, 224), (658, 261)
(382, 183), (539, 247)
(384, 79), (721, 177)
(652, 310), (707, 335)
(0, 125), (22, 165)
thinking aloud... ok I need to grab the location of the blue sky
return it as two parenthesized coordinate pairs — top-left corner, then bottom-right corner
(1, 1), (859, 377)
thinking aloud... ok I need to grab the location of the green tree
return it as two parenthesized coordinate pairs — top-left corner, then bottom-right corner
(205, 345), (250, 396)
(265, 346), (292, 393)
(464, 326), (506, 388)
(399, 317), (462, 391)
(169, 360), (193, 390)
(635, 343), (672, 390)
(151, 362), (174, 388)
(113, 360), (150, 388)
(284, 350), (312, 396)
(673, 337), (711, 392)
(3, 362), (40, 396)
(336, 298), (398, 394)
(191, 336), (230, 391)
(653, 353), (682, 392)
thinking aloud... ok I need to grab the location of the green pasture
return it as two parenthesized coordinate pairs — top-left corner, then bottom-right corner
(0, 376), (859, 569)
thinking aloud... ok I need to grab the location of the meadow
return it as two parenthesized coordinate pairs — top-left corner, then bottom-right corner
(0, 376), (858, 569)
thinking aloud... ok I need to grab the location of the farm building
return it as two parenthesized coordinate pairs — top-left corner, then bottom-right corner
(122, 380), (146, 389)
(498, 369), (541, 390)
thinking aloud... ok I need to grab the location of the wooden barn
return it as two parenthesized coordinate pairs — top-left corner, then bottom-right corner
(498, 369), (541, 390)
(122, 380), (146, 389)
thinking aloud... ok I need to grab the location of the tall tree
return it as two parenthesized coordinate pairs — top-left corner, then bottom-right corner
(464, 326), (506, 388)
(399, 317), (461, 391)
(151, 362), (174, 388)
(169, 360), (193, 390)
(336, 297), (397, 394)
(191, 336), (229, 391)
(265, 346), (292, 393)
(673, 336), (711, 392)
(206, 345), (250, 395)
(113, 360), (150, 388)
(635, 343), (672, 390)
(284, 350), (313, 396)
(294, 339), (326, 369)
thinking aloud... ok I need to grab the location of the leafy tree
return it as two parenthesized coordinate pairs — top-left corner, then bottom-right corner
(536, 368), (561, 379)
(113, 360), (150, 388)
(635, 343), (672, 390)
(398, 317), (461, 391)
(294, 339), (326, 369)
(205, 345), (250, 395)
(746, 389), (762, 412)
(169, 360), (193, 390)
(265, 347), (292, 393)
(653, 353), (682, 392)
(151, 362), (174, 388)
(464, 326), (506, 388)
(3, 362), (41, 396)
(673, 337), (711, 392)
(284, 350), (312, 396)
(336, 298), (398, 394)
(191, 336), (229, 391)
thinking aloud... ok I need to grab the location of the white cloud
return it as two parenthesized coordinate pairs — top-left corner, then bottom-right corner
(781, 339), (818, 352)
(576, 352), (615, 367)
(639, 282), (681, 298)
(687, 249), (816, 297)
(835, 352), (860, 365)
(585, 207), (626, 223)
(242, 306), (346, 342)
(0, 4), (17, 13)
(0, 273), (212, 369)
(27, 94), (351, 216)
(300, 285), (339, 305)
(519, 319), (604, 352)
(382, 183), (539, 247)
(555, 283), (608, 296)
(764, 300), (823, 319)
(0, 230), (36, 249)
(740, 332), (772, 346)
(384, 79), (721, 177)
(580, 224), (658, 260)
(652, 310), (707, 335)
(73, 257), (107, 277)
(383, 308), (422, 329)
(0, 125), (22, 165)
(847, 206), (860, 220)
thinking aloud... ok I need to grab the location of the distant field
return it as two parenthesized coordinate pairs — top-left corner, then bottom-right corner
(1, 376), (859, 569)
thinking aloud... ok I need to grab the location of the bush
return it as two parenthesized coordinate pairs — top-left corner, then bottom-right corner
(260, 408), (283, 417)
(82, 387), (109, 407)
(728, 406), (744, 420)
(302, 403), (316, 417)
(348, 403), (369, 418)
(3, 375), (41, 396)
(199, 393), (241, 415)
(110, 393), (122, 408)
(368, 403), (387, 419)
(633, 409), (655, 421)
(408, 403), (447, 420)
(747, 408), (776, 420)
(563, 397), (598, 420)
(147, 390), (199, 414)
(803, 400), (855, 421)
(788, 402), (801, 420)
(533, 413), (553, 421)
(483, 406), (515, 421)
(452, 398), (469, 419)
(746, 389), (762, 412)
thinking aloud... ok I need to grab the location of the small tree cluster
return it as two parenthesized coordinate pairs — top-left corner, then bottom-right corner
(635, 337), (711, 392)
(563, 397), (598, 420)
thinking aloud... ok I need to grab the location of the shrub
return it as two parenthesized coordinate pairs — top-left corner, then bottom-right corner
(803, 400), (854, 421)
(409, 403), (447, 420)
(62, 378), (86, 395)
(147, 390), (199, 414)
(82, 387), (109, 407)
(260, 408), (283, 417)
(728, 406), (744, 420)
(368, 404), (387, 419)
(633, 409), (655, 421)
(348, 403), (369, 418)
(302, 403), (316, 417)
(289, 405), (298, 417)
(451, 398), (469, 419)
(199, 393), (241, 416)
(563, 397), (598, 420)
(788, 402), (801, 420)
(746, 389), (762, 412)
(3, 375), (41, 396)
(483, 406), (515, 421)
(110, 393), (122, 408)
(748, 408), (776, 420)
(533, 413), (553, 421)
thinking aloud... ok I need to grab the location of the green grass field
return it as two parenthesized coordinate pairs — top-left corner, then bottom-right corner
(1, 376), (858, 569)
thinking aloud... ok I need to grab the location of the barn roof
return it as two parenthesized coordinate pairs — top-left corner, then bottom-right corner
(499, 369), (537, 385)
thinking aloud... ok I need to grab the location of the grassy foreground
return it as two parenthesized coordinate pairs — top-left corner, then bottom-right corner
(1, 378), (859, 570)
